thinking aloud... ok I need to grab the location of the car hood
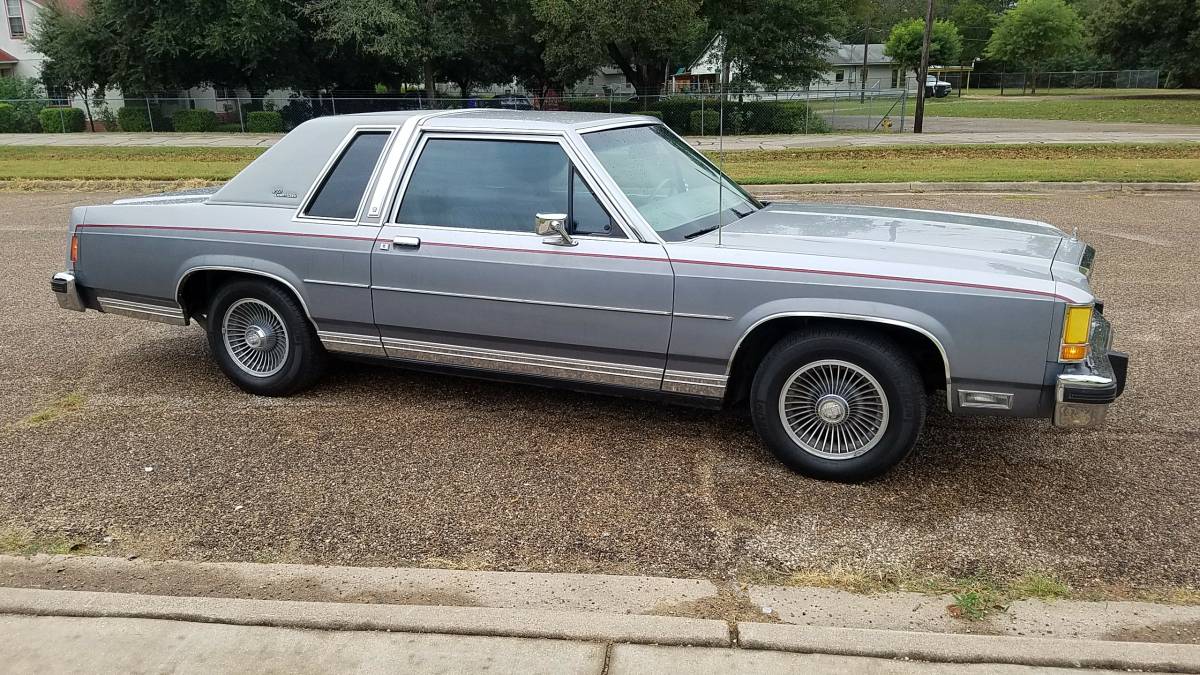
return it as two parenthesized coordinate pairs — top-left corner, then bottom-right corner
(711, 202), (1067, 278)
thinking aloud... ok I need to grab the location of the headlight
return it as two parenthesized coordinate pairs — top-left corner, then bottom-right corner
(1060, 305), (1093, 362)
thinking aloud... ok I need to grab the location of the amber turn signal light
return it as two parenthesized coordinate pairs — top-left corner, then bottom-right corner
(1060, 344), (1088, 361)
(69, 233), (79, 263)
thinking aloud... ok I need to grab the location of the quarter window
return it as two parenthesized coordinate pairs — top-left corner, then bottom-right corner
(397, 138), (619, 237)
(5, 0), (24, 38)
(304, 130), (391, 220)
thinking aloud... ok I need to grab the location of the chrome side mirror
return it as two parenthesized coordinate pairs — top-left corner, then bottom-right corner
(535, 212), (576, 247)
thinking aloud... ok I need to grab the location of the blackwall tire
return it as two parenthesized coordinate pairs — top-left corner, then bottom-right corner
(206, 279), (326, 396)
(750, 329), (926, 482)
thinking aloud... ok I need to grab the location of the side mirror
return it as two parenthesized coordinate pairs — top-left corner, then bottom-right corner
(535, 212), (576, 247)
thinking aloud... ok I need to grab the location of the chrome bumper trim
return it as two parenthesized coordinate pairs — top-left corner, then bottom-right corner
(97, 297), (188, 326)
(51, 272), (85, 312)
(1054, 312), (1117, 428)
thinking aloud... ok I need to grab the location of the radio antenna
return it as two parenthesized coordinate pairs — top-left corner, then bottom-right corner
(716, 49), (726, 248)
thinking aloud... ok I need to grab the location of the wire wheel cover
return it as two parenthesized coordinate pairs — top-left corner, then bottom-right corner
(222, 298), (290, 378)
(778, 359), (890, 460)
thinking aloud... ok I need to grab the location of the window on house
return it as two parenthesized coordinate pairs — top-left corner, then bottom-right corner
(835, 71), (845, 83)
(5, 0), (25, 38)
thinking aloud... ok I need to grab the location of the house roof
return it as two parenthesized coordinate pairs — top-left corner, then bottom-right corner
(829, 43), (893, 66)
(0, 49), (18, 64)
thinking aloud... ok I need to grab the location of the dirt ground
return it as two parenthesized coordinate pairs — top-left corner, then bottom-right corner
(1, 191), (1196, 595)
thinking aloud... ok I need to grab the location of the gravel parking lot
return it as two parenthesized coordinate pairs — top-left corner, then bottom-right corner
(1, 190), (1196, 594)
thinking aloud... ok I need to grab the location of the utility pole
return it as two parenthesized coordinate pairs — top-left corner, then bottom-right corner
(913, 0), (934, 133)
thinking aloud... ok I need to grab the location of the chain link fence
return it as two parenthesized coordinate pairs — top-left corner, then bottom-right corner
(966, 69), (1161, 94)
(0, 88), (913, 136)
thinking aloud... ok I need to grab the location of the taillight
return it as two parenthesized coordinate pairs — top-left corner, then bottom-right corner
(70, 233), (79, 263)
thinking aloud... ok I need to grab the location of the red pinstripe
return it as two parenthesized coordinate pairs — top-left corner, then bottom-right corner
(79, 222), (1081, 303)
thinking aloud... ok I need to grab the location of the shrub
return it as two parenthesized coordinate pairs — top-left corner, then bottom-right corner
(688, 108), (744, 135)
(171, 108), (218, 132)
(278, 99), (315, 130)
(38, 106), (86, 132)
(0, 103), (16, 132)
(246, 110), (284, 133)
(564, 97), (640, 114)
(117, 106), (171, 132)
(632, 110), (663, 121)
(215, 122), (243, 132)
(0, 77), (48, 132)
(653, 96), (706, 134)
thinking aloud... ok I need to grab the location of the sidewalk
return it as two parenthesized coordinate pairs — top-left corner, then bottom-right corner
(2, 555), (1198, 673)
(1, 121), (1199, 151)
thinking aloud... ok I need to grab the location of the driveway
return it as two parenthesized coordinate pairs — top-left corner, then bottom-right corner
(1, 191), (1196, 593)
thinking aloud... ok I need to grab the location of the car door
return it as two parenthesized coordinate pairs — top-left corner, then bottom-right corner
(370, 132), (674, 391)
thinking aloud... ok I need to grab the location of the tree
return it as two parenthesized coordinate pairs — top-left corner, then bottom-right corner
(29, 1), (112, 129)
(532, 0), (703, 96)
(703, 0), (848, 90)
(947, 0), (1001, 65)
(985, 0), (1084, 93)
(884, 18), (963, 80)
(1087, 0), (1200, 88)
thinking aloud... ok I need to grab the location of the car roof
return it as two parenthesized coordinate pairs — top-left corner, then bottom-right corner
(347, 108), (656, 131)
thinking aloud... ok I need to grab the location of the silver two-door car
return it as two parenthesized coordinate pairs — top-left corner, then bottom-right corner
(51, 110), (1128, 481)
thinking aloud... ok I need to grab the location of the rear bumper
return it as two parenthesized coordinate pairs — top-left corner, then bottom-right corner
(50, 272), (86, 312)
(1054, 312), (1128, 428)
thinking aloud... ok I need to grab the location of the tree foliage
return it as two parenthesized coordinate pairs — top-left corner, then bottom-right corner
(1087, 0), (1200, 87)
(704, 0), (848, 90)
(532, 0), (702, 95)
(986, 0), (1084, 91)
(884, 18), (964, 75)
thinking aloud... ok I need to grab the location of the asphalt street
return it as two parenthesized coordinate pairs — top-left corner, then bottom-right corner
(1, 191), (1195, 594)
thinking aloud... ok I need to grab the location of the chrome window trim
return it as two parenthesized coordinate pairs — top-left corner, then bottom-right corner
(386, 130), (637, 242)
(372, 284), (671, 316)
(726, 312), (955, 412)
(293, 125), (400, 226)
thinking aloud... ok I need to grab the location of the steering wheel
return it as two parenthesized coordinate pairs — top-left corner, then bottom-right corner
(650, 178), (674, 200)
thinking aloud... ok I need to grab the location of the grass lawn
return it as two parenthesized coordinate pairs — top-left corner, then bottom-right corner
(709, 144), (1200, 184)
(803, 90), (1200, 125)
(0, 143), (1197, 186)
(0, 146), (262, 181)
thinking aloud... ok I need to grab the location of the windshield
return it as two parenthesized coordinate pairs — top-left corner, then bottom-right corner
(582, 125), (760, 241)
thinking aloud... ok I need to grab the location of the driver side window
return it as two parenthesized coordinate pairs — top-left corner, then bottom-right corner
(396, 137), (622, 238)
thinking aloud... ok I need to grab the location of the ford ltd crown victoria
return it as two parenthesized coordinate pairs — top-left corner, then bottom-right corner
(50, 110), (1128, 482)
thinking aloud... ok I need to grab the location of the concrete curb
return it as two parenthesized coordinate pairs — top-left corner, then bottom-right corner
(0, 586), (732, 648)
(3, 585), (1199, 671)
(739, 622), (1200, 673)
(748, 181), (1200, 196)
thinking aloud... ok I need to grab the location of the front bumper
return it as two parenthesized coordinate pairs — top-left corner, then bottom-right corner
(51, 272), (86, 312)
(1054, 312), (1128, 428)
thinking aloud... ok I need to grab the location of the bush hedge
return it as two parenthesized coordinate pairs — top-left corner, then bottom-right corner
(171, 108), (219, 132)
(0, 103), (17, 132)
(564, 97), (640, 114)
(117, 106), (171, 132)
(246, 110), (284, 133)
(38, 106), (86, 133)
(687, 101), (829, 135)
(632, 110), (663, 121)
(0, 77), (47, 132)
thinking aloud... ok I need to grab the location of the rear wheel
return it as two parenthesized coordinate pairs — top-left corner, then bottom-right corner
(206, 279), (325, 396)
(750, 329), (925, 482)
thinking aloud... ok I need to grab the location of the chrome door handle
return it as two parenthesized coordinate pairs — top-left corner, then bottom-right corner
(392, 236), (421, 249)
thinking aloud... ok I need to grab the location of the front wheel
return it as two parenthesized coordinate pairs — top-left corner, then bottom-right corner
(206, 279), (326, 396)
(750, 329), (926, 482)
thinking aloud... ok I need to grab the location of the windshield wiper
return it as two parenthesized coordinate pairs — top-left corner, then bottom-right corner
(684, 224), (722, 239)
